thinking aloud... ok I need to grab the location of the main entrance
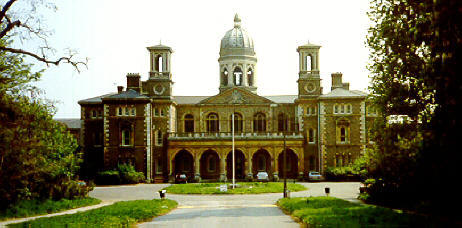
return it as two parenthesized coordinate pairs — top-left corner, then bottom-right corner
(226, 150), (245, 179)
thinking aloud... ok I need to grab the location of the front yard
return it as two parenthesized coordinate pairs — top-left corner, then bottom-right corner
(163, 182), (307, 194)
(277, 196), (453, 227)
(9, 199), (177, 227)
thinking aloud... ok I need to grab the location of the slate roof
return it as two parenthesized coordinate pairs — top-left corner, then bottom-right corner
(103, 89), (149, 100)
(320, 88), (367, 99)
(55, 118), (80, 129)
(78, 93), (116, 104)
(263, 95), (298, 103)
(173, 96), (210, 104)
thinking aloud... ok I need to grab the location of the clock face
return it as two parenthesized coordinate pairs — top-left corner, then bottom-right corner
(305, 82), (316, 92)
(153, 85), (165, 95)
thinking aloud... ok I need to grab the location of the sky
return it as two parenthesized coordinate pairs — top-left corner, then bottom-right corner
(14, 0), (372, 118)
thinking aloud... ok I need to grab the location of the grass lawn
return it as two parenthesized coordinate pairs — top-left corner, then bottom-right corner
(9, 199), (177, 227)
(0, 197), (101, 221)
(163, 182), (307, 194)
(277, 196), (451, 227)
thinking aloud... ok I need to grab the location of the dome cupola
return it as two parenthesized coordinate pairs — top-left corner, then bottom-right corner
(219, 14), (255, 56)
(218, 14), (258, 94)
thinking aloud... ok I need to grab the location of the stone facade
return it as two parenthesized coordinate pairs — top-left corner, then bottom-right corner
(78, 14), (376, 182)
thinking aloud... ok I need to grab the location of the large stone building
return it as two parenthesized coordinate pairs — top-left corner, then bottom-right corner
(78, 15), (376, 183)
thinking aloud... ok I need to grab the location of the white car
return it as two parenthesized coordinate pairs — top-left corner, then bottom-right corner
(256, 171), (269, 182)
(308, 171), (322, 181)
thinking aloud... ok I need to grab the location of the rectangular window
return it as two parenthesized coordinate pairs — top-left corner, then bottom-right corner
(341, 105), (345, 113)
(122, 129), (131, 146)
(340, 128), (346, 142)
(118, 107), (123, 116)
(155, 159), (163, 174)
(308, 129), (315, 143)
(156, 131), (163, 146)
(154, 108), (159, 116)
(131, 107), (136, 116)
(334, 105), (338, 114)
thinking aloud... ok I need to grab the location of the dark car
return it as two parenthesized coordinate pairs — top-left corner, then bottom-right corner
(175, 173), (188, 184)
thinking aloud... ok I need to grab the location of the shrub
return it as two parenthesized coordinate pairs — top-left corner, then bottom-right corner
(324, 166), (360, 181)
(95, 170), (120, 185)
(95, 164), (145, 185)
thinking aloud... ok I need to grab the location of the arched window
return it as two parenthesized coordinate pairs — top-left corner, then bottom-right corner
(305, 54), (312, 71)
(121, 128), (131, 146)
(336, 119), (350, 143)
(233, 67), (243, 86)
(278, 113), (288, 132)
(230, 113), (243, 133)
(206, 113), (219, 132)
(118, 107), (123, 116)
(184, 114), (194, 133)
(155, 55), (163, 72)
(247, 68), (254, 86)
(253, 113), (266, 132)
(346, 104), (352, 114)
(222, 68), (228, 86)
(334, 104), (339, 114)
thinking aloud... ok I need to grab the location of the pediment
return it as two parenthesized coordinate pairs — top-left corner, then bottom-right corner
(199, 88), (274, 105)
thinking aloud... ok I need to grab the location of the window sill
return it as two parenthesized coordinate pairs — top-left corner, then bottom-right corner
(120, 145), (134, 148)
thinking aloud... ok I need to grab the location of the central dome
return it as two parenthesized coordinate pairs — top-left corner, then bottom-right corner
(219, 14), (255, 56)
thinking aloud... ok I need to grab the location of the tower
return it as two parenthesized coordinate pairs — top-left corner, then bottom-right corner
(297, 42), (322, 97)
(218, 14), (257, 94)
(146, 44), (174, 99)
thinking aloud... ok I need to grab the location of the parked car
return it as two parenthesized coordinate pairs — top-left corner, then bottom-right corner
(308, 171), (322, 181)
(256, 171), (269, 182)
(175, 173), (188, 184)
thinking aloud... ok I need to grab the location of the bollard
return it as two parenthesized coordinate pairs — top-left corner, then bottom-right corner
(159, 190), (166, 199)
(325, 186), (330, 197)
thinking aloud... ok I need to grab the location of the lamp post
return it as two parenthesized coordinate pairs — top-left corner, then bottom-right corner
(283, 115), (287, 198)
(232, 110), (235, 189)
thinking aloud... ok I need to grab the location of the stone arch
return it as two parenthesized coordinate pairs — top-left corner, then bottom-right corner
(226, 149), (246, 179)
(233, 66), (243, 86)
(200, 149), (220, 179)
(247, 67), (254, 86)
(252, 149), (272, 176)
(221, 67), (229, 86)
(278, 148), (299, 179)
(173, 149), (194, 176)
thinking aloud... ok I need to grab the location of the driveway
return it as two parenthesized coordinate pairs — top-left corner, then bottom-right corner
(89, 182), (361, 227)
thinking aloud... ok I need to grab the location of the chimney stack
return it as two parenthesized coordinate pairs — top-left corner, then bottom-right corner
(331, 72), (343, 90)
(126, 73), (141, 92)
(117, 86), (124, 94)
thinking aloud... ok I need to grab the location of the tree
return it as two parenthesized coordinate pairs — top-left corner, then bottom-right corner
(367, 0), (462, 216)
(0, 0), (90, 208)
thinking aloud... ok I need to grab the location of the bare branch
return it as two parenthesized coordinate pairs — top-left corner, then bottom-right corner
(0, 19), (20, 39)
(0, 0), (17, 22)
(0, 46), (88, 73)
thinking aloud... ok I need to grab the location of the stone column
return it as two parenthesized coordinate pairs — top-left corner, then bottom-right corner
(247, 151), (253, 180)
(194, 154), (201, 182)
(219, 152), (227, 182)
(273, 150), (279, 181)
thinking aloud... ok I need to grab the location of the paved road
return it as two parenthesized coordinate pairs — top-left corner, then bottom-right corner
(89, 182), (361, 227)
